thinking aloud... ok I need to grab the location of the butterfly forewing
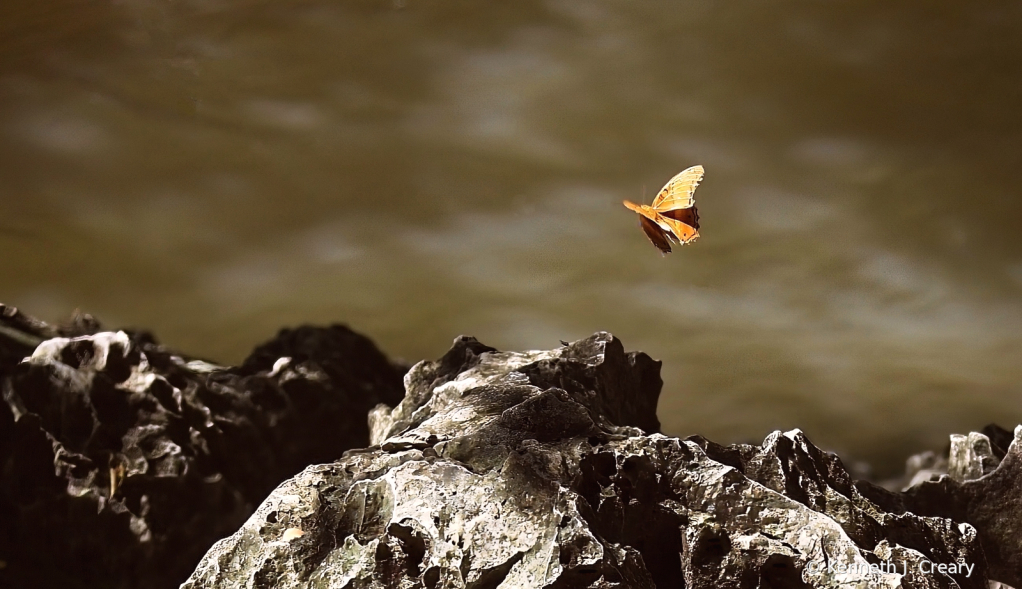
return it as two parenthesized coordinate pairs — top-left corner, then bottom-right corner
(622, 200), (645, 215)
(651, 165), (703, 212)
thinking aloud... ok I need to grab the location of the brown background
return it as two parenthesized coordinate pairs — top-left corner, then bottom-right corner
(3, 0), (1021, 476)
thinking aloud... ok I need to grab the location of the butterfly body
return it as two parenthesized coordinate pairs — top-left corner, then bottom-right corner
(623, 165), (703, 254)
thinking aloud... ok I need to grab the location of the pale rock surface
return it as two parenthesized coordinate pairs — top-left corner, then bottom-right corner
(183, 333), (1013, 589)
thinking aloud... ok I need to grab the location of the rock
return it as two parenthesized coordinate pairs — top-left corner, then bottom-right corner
(858, 423), (1022, 588)
(182, 333), (998, 589)
(0, 304), (100, 372)
(947, 432), (1001, 483)
(0, 307), (405, 589)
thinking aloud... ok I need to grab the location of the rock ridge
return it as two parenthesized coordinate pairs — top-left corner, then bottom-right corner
(0, 305), (405, 589)
(3, 306), (1019, 589)
(181, 332), (1020, 589)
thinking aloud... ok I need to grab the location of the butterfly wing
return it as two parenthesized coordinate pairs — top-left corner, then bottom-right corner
(658, 215), (699, 245)
(651, 165), (704, 212)
(622, 199), (646, 214)
(624, 200), (674, 253)
(638, 214), (674, 254)
(659, 205), (699, 230)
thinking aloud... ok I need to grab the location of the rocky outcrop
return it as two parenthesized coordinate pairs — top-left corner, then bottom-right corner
(3, 304), (1018, 589)
(858, 424), (1022, 587)
(0, 305), (405, 589)
(182, 333), (1017, 589)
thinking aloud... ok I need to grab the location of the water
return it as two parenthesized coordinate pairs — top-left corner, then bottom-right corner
(3, 0), (1021, 476)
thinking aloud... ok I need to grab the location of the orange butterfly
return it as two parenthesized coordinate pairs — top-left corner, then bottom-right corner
(622, 165), (703, 254)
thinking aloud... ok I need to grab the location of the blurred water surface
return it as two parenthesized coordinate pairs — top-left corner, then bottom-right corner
(3, 0), (1022, 475)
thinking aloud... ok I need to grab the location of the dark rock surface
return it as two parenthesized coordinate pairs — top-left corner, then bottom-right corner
(858, 424), (1022, 588)
(182, 333), (1017, 589)
(0, 305), (405, 589)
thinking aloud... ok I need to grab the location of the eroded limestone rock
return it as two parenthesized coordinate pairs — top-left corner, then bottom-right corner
(858, 423), (1022, 588)
(183, 333), (1006, 589)
(0, 306), (404, 589)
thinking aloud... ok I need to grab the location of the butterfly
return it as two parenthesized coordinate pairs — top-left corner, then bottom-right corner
(622, 165), (703, 254)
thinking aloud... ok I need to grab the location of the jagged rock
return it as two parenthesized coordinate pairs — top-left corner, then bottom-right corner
(0, 307), (405, 589)
(858, 424), (1022, 588)
(183, 333), (1002, 589)
(0, 304), (100, 373)
(887, 424), (1015, 492)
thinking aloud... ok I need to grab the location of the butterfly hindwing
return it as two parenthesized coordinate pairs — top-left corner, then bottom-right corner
(658, 205), (699, 230)
(638, 214), (673, 254)
(659, 215), (698, 245)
